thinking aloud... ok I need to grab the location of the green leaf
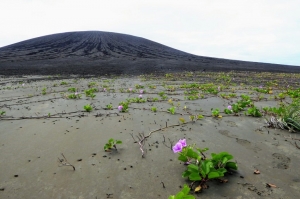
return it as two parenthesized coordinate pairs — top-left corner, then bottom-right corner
(211, 153), (217, 158)
(182, 170), (191, 178)
(187, 164), (199, 172)
(222, 157), (228, 164)
(226, 162), (238, 170)
(175, 192), (184, 198)
(108, 138), (114, 143)
(189, 173), (202, 181)
(217, 168), (227, 174)
(181, 184), (190, 195)
(186, 148), (199, 159)
(197, 147), (209, 153)
(178, 154), (188, 162)
(168, 196), (175, 199)
(224, 154), (233, 161)
(202, 160), (213, 175)
(116, 140), (122, 144)
(208, 171), (220, 179)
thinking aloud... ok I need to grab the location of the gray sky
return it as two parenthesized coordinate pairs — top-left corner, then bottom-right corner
(1, 0), (299, 66)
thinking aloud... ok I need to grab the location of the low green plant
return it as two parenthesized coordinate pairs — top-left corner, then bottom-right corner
(161, 95), (168, 100)
(106, 104), (113, 110)
(165, 73), (173, 78)
(83, 104), (93, 112)
(174, 140), (237, 193)
(211, 108), (220, 117)
(104, 138), (122, 151)
(186, 95), (199, 100)
(118, 101), (129, 112)
(168, 106), (176, 114)
(68, 93), (81, 99)
(224, 108), (233, 114)
(68, 87), (76, 92)
(0, 110), (5, 116)
(179, 117), (186, 123)
(126, 97), (146, 103)
(169, 184), (194, 199)
(247, 106), (262, 117)
(277, 93), (286, 100)
(85, 88), (98, 97)
(90, 93), (96, 99)
(190, 115), (196, 121)
(148, 85), (156, 89)
(151, 107), (157, 112)
(158, 91), (165, 97)
(60, 81), (68, 85)
(166, 85), (176, 91)
(220, 93), (236, 99)
(280, 102), (300, 132)
(135, 84), (144, 89)
(197, 114), (204, 120)
(153, 97), (159, 102)
(88, 82), (97, 87)
(42, 87), (47, 95)
(168, 99), (174, 106)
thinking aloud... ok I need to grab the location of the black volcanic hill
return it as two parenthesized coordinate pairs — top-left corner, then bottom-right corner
(0, 31), (299, 75)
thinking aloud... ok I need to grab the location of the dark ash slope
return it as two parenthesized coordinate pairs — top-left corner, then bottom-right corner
(0, 31), (299, 75)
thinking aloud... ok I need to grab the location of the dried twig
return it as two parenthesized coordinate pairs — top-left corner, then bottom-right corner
(162, 135), (174, 150)
(57, 153), (75, 170)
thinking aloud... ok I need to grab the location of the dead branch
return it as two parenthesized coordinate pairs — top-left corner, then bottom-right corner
(295, 141), (300, 149)
(57, 153), (75, 170)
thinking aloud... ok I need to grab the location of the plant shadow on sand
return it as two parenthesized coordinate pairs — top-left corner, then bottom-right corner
(1, 71), (300, 198)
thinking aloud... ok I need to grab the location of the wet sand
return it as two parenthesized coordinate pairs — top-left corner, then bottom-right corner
(0, 71), (300, 198)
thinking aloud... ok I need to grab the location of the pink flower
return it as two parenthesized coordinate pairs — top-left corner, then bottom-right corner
(140, 90), (143, 94)
(129, 88), (132, 92)
(118, 105), (123, 111)
(75, 92), (78, 95)
(227, 105), (232, 110)
(22, 83), (25, 86)
(178, 139), (187, 147)
(139, 94), (143, 98)
(103, 88), (107, 92)
(172, 142), (183, 153)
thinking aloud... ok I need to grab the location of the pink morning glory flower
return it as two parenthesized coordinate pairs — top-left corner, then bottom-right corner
(139, 94), (143, 98)
(259, 85), (263, 88)
(172, 142), (183, 153)
(118, 105), (123, 111)
(140, 90), (143, 94)
(75, 92), (78, 95)
(129, 88), (132, 92)
(178, 139), (187, 147)
(103, 88), (107, 91)
(22, 83), (25, 86)
(228, 105), (232, 110)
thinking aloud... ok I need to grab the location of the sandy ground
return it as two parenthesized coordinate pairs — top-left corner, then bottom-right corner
(0, 72), (300, 199)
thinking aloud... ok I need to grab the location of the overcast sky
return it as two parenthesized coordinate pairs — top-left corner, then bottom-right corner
(1, 0), (299, 66)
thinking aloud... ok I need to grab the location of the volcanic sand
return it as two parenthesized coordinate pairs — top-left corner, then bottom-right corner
(0, 72), (300, 199)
